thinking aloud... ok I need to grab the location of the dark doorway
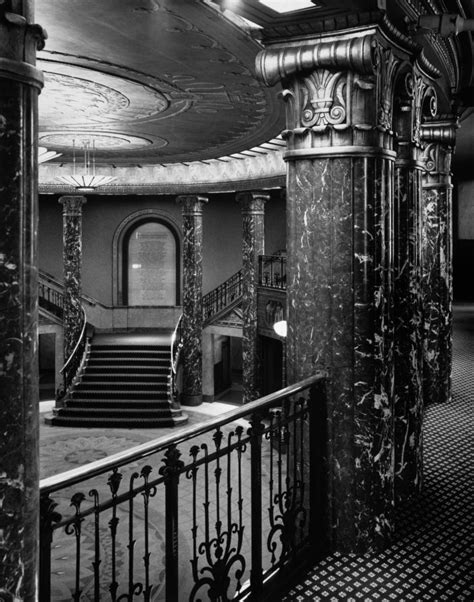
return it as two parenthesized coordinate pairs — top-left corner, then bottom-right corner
(261, 336), (283, 396)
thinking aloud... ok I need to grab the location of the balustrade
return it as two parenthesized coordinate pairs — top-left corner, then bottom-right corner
(202, 269), (243, 322)
(38, 276), (64, 319)
(40, 373), (327, 601)
(259, 255), (287, 289)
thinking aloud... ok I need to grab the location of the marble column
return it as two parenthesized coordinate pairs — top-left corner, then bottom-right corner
(392, 74), (437, 503)
(0, 4), (45, 600)
(256, 31), (406, 553)
(59, 195), (87, 360)
(420, 120), (457, 406)
(177, 195), (208, 406)
(236, 191), (268, 403)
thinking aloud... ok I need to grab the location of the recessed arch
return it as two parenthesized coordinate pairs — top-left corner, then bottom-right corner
(112, 209), (181, 306)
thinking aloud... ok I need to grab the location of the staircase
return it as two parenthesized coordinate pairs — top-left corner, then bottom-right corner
(47, 333), (187, 428)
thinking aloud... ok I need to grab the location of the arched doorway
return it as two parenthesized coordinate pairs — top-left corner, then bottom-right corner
(113, 210), (181, 306)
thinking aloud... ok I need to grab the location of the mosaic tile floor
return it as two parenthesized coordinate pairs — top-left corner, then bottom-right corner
(281, 305), (474, 602)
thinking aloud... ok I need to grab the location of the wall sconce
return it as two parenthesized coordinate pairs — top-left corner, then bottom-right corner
(273, 320), (287, 338)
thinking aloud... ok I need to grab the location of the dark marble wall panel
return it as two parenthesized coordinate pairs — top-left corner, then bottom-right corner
(236, 192), (268, 403)
(59, 196), (86, 359)
(177, 195), (208, 405)
(0, 6), (45, 599)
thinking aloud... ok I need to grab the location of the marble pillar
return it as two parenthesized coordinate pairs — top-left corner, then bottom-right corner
(256, 31), (407, 552)
(420, 121), (456, 406)
(59, 196), (86, 360)
(393, 75), (437, 503)
(177, 195), (208, 406)
(0, 4), (45, 600)
(236, 191), (268, 403)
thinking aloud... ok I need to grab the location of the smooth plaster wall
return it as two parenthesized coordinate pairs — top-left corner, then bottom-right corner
(39, 192), (286, 304)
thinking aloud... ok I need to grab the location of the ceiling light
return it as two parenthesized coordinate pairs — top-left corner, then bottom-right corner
(38, 146), (62, 164)
(258, 0), (317, 14)
(55, 139), (116, 193)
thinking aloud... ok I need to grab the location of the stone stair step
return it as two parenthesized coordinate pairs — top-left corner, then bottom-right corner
(45, 415), (176, 428)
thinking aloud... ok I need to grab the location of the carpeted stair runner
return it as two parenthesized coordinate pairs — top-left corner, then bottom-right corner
(47, 332), (187, 428)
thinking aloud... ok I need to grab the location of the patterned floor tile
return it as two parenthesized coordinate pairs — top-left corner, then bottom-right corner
(281, 306), (474, 601)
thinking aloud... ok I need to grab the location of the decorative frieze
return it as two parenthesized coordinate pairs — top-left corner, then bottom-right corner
(177, 195), (208, 406)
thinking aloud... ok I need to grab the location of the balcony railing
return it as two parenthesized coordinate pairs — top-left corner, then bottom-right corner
(202, 269), (243, 323)
(40, 373), (328, 601)
(259, 255), (287, 289)
(38, 276), (64, 319)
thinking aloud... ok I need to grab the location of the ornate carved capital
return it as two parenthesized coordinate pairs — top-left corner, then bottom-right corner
(0, 4), (46, 88)
(421, 119), (458, 147)
(176, 194), (208, 215)
(58, 195), (87, 216)
(256, 29), (413, 156)
(256, 35), (374, 88)
(236, 191), (269, 214)
(421, 118), (458, 186)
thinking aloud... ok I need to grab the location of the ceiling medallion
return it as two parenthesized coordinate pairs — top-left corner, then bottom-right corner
(39, 62), (169, 128)
(39, 132), (161, 151)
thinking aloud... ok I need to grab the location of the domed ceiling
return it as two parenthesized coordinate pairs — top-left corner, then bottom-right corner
(36, 0), (474, 180)
(36, 0), (285, 166)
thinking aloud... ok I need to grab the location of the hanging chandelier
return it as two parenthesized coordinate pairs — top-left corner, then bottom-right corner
(56, 139), (116, 192)
(38, 146), (62, 164)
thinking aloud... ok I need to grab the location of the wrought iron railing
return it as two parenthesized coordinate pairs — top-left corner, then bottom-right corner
(38, 275), (64, 319)
(202, 269), (243, 322)
(259, 255), (287, 289)
(40, 373), (328, 601)
(168, 313), (183, 407)
(56, 305), (91, 401)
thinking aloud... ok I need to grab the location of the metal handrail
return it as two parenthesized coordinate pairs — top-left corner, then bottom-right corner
(40, 371), (327, 495)
(168, 313), (183, 406)
(202, 268), (243, 322)
(60, 306), (86, 375)
(39, 269), (104, 308)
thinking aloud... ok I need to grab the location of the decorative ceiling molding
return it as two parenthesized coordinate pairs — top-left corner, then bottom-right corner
(39, 147), (286, 194)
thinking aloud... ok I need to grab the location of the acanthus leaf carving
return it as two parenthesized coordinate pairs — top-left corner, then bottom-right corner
(372, 43), (400, 132)
(299, 70), (349, 129)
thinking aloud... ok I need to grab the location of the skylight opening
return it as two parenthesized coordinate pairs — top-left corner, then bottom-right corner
(258, 0), (318, 14)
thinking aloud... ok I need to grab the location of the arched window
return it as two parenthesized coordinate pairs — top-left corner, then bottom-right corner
(121, 218), (180, 306)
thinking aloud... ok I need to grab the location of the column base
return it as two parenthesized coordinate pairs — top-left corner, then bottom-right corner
(202, 394), (214, 403)
(181, 393), (203, 406)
